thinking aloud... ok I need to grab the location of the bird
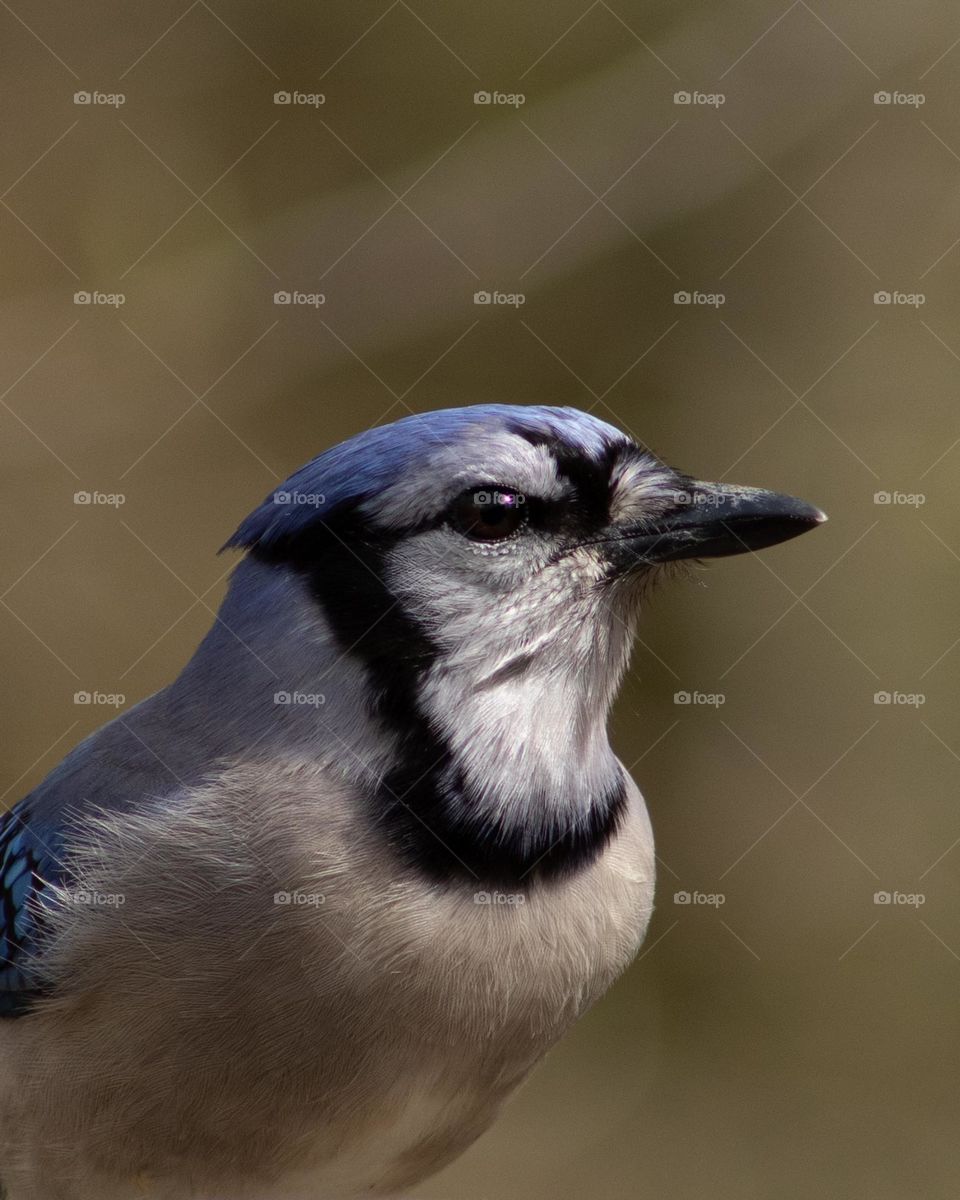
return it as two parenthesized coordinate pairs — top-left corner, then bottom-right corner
(0, 404), (824, 1199)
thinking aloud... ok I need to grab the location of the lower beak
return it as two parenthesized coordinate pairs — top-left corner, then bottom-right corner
(614, 481), (827, 564)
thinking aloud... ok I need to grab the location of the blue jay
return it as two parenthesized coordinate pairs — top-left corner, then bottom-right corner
(0, 405), (823, 1199)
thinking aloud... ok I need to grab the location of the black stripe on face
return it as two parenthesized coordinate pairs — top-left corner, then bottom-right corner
(506, 423), (625, 540)
(249, 507), (625, 888)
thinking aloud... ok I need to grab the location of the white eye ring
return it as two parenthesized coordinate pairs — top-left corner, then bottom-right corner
(469, 540), (521, 557)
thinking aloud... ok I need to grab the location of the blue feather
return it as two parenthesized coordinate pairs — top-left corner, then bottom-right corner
(0, 799), (66, 1015)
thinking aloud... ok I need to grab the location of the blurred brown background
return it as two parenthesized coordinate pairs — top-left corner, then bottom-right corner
(1, 1), (958, 1196)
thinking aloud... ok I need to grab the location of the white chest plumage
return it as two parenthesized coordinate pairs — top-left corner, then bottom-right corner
(0, 759), (654, 1200)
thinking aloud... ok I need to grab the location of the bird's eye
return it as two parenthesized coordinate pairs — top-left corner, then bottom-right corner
(447, 488), (528, 542)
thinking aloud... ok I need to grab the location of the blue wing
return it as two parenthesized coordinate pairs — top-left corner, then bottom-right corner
(0, 798), (66, 1016)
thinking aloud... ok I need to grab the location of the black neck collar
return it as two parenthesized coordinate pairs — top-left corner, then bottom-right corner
(249, 513), (625, 889)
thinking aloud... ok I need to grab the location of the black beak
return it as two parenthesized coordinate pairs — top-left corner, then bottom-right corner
(615, 481), (827, 565)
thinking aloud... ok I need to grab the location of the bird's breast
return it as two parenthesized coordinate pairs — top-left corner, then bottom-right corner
(0, 760), (655, 1199)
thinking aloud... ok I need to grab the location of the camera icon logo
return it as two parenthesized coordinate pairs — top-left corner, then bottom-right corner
(874, 91), (891, 105)
(874, 890), (891, 904)
(873, 691), (891, 704)
(873, 291), (891, 305)
(73, 691), (91, 704)
(73, 491), (91, 504)
(73, 91), (91, 104)
(673, 890), (691, 904)
(673, 690), (691, 704)
(74, 291), (91, 304)
(274, 91), (292, 105)
(673, 290), (691, 304)
(474, 91), (491, 104)
(674, 91), (691, 104)
(273, 291), (291, 304)
(473, 290), (491, 304)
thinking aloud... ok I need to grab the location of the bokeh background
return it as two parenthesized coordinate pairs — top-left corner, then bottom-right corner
(1, 1), (958, 1196)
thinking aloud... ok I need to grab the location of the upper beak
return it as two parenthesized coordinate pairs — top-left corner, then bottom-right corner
(613, 481), (827, 564)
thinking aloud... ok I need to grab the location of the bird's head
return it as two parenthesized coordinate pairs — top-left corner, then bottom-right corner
(223, 405), (825, 886)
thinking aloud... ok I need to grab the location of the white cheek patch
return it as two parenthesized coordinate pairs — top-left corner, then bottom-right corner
(562, 545), (609, 585)
(361, 431), (569, 529)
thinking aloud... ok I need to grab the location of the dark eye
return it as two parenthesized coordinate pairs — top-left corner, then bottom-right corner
(447, 488), (528, 541)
